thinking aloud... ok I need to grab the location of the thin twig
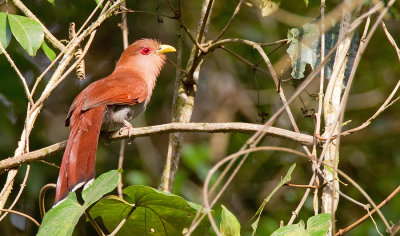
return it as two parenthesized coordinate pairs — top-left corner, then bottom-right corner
(107, 205), (136, 236)
(75, 0), (106, 36)
(336, 184), (400, 235)
(0, 209), (40, 227)
(212, 0), (243, 42)
(337, 170), (391, 234)
(202, 146), (309, 235)
(381, 22), (400, 61)
(285, 183), (318, 189)
(85, 210), (105, 236)
(0, 42), (34, 105)
(118, 141), (125, 198)
(259, 39), (288, 46)
(39, 183), (56, 218)
(0, 164), (30, 222)
(220, 47), (270, 76)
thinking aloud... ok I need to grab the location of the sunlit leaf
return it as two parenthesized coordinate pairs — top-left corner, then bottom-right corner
(47, 0), (55, 6)
(90, 185), (211, 236)
(37, 170), (120, 236)
(8, 14), (43, 56)
(271, 221), (306, 236)
(270, 214), (331, 236)
(82, 169), (120, 206)
(304, 0), (309, 7)
(220, 205), (241, 236)
(306, 213), (331, 236)
(37, 193), (83, 236)
(0, 12), (12, 51)
(41, 41), (56, 61)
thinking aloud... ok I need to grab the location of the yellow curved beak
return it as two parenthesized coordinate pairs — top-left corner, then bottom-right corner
(157, 44), (176, 54)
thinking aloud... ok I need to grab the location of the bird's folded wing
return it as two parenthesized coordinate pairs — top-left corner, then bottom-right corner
(81, 76), (147, 110)
(65, 74), (148, 126)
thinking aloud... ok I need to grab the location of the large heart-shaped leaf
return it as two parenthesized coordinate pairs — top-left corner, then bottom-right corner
(8, 14), (43, 56)
(0, 12), (11, 51)
(90, 185), (211, 235)
(37, 170), (120, 236)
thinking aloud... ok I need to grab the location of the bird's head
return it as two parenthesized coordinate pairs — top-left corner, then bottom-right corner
(115, 39), (176, 77)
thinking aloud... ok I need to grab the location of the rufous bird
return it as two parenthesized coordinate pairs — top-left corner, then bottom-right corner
(54, 39), (176, 205)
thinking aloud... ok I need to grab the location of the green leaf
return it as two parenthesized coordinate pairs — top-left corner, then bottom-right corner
(37, 192), (85, 236)
(41, 41), (56, 61)
(270, 214), (331, 236)
(306, 213), (331, 236)
(220, 205), (241, 236)
(271, 222), (306, 236)
(8, 14), (43, 56)
(90, 185), (211, 236)
(303, 0), (309, 7)
(287, 23), (320, 79)
(251, 164), (296, 235)
(37, 170), (120, 236)
(47, 0), (55, 5)
(82, 169), (120, 206)
(0, 12), (12, 51)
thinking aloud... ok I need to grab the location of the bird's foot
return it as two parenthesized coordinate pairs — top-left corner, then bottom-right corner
(119, 120), (134, 144)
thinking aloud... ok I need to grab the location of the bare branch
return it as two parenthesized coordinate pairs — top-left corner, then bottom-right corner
(0, 122), (314, 173)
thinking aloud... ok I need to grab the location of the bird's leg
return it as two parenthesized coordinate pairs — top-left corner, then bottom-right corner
(119, 120), (134, 144)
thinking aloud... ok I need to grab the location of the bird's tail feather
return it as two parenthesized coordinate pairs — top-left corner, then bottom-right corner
(54, 106), (106, 205)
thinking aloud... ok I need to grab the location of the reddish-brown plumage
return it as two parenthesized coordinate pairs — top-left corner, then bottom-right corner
(54, 39), (175, 205)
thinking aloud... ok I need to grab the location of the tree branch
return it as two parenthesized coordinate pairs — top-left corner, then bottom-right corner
(0, 122), (314, 173)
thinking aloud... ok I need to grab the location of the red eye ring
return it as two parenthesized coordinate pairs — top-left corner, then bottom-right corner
(140, 47), (152, 55)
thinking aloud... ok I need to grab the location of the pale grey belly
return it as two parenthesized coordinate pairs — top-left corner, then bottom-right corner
(101, 103), (146, 132)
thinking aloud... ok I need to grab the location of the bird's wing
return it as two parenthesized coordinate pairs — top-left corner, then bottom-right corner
(65, 73), (147, 126)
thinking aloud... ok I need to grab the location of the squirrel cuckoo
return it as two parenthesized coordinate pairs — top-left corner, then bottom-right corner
(54, 39), (176, 205)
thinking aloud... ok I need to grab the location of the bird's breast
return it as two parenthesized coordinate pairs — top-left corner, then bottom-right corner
(101, 103), (146, 132)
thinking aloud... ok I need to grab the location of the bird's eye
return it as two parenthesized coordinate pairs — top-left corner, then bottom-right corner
(140, 47), (152, 55)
